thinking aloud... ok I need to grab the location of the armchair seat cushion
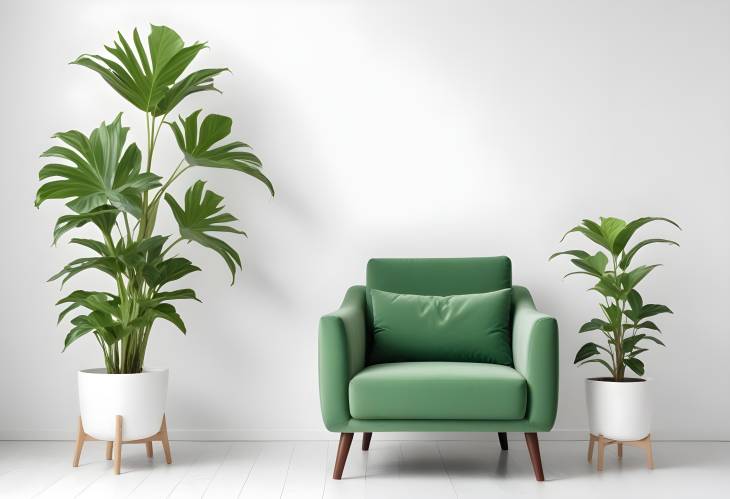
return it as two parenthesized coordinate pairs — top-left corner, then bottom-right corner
(349, 362), (527, 420)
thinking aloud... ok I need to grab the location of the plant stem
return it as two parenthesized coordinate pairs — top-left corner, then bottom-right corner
(611, 253), (624, 381)
(161, 237), (183, 258)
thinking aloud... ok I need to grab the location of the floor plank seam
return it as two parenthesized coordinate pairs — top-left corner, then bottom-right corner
(71, 462), (109, 498)
(200, 442), (233, 498)
(166, 443), (211, 498)
(234, 444), (263, 499)
(278, 443), (297, 499)
(436, 442), (458, 497)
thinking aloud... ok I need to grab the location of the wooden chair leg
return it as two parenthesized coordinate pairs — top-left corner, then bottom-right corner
(362, 432), (372, 451)
(333, 433), (353, 480)
(618, 442), (623, 459)
(72, 417), (85, 467)
(498, 432), (508, 451)
(145, 441), (154, 458)
(160, 415), (172, 464)
(524, 433), (545, 481)
(597, 435), (606, 471)
(105, 442), (113, 460)
(113, 415), (123, 475)
(587, 434), (596, 463)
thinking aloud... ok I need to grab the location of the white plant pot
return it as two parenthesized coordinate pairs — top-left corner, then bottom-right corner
(585, 377), (651, 441)
(78, 368), (168, 441)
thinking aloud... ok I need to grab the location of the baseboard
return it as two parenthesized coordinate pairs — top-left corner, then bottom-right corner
(1, 428), (726, 442)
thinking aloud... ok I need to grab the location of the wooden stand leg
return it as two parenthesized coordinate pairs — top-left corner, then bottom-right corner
(72, 417), (85, 467)
(524, 433), (545, 482)
(635, 434), (654, 469)
(597, 435), (606, 471)
(333, 433), (353, 480)
(498, 432), (508, 451)
(113, 415), (123, 475)
(594, 434), (653, 471)
(362, 432), (372, 451)
(587, 433), (597, 463)
(645, 439), (654, 469)
(72, 413), (171, 473)
(160, 415), (172, 464)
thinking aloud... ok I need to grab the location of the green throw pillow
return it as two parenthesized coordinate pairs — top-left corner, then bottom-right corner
(369, 288), (513, 365)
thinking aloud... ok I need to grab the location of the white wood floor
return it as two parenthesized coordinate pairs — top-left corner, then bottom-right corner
(0, 439), (728, 498)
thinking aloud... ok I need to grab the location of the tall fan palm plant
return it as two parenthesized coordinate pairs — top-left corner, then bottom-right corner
(36, 25), (273, 374)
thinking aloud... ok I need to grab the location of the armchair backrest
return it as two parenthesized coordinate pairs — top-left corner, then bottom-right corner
(365, 257), (512, 328)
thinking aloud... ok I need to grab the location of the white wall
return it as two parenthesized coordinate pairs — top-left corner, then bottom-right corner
(1, 0), (728, 441)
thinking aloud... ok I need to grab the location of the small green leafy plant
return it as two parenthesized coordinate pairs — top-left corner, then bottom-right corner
(36, 25), (273, 373)
(550, 217), (679, 381)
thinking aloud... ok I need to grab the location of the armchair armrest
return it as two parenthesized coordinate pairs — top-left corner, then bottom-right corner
(511, 285), (559, 431)
(319, 285), (367, 431)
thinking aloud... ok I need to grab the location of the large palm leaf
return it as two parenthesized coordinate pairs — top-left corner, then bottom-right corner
(72, 25), (226, 116)
(165, 180), (246, 283)
(35, 114), (161, 218)
(167, 110), (274, 195)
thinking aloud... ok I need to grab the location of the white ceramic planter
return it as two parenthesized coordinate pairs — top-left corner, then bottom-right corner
(78, 368), (168, 441)
(585, 378), (651, 441)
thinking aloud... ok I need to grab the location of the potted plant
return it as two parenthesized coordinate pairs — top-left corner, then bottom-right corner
(36, 25), (273, 468)
(551, 217), (679, 442)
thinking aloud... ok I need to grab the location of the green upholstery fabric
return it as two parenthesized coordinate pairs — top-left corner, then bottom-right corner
(366, 257), (512, 325)
(511, 285), (559, 429)
(319, 286), (367, 430)
(349, 362), (526, 420)
(318, 257), (558, 434)
(369, 289), (513, 365)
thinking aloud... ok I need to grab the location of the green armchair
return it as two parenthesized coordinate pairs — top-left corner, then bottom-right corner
(319, 257), (559, 481)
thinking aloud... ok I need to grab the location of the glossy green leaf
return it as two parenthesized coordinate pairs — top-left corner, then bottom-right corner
(623, 321), (661, 332)
(601, 303), (622, 329)
(629, 348), (649, 358)
(56, 290), (117, 324)
(627, 289), (643, 316)
(52, 206), (119, 243)
(578, 358), (614, 375)
(579, 318), (611, 333)
(592, 275), (622, 300)
(640, 335), (665, 346)
(620, 238), (679, 270)
(622, 334), (645, 352)
(146, 289), (201, 306)
(144, 303), (186, 333)
(72, 26), (225, 116)
(570, 251), (608, 277)
(548, 250), (590, 261)
(625, 303), (673, 322)
(612, 217), (680, 255)
(167, 111), (274, 195)
(166, 180), (245, 283)
(620, 265), (661, 294)
(36, 115), (161, 218)
(70, 238), (111, 256)
(64, 311), (120, 350)
(574, 342), (600, 363)
(599, 217), (627, 250)
(49, 256), (120, 286)
(624, 357), (645, 376)
(143, 257), (201, 289)
(561, 221), (610, 251)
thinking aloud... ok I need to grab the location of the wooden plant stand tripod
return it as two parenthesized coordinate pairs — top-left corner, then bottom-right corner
(587, 433), (654, 471)
(72, 414), (172, 474)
